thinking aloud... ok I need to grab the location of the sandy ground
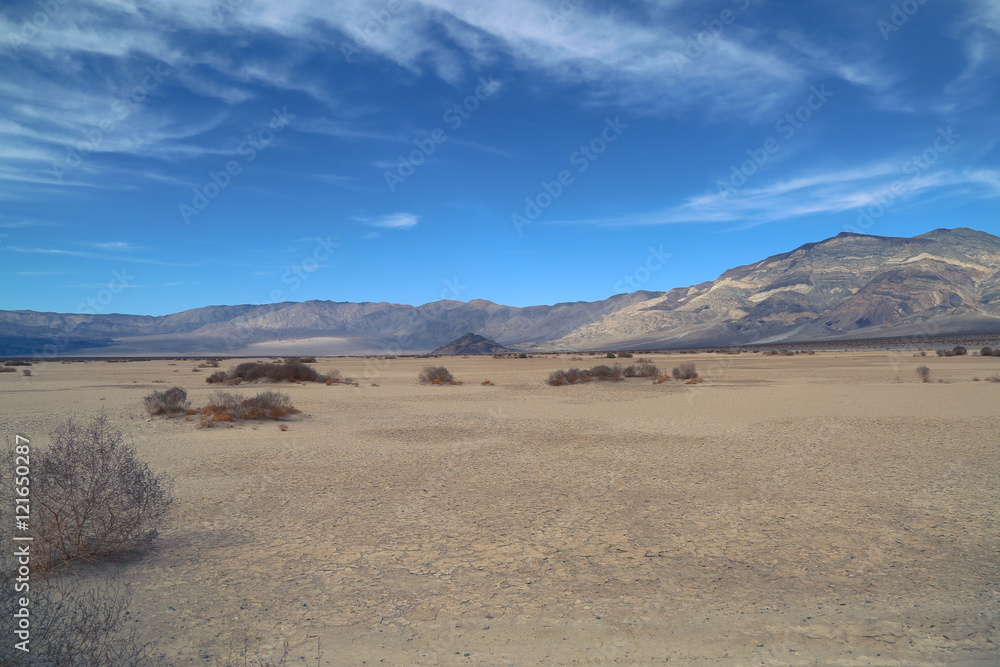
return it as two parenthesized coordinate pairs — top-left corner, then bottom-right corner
(1, 351), (998, 665)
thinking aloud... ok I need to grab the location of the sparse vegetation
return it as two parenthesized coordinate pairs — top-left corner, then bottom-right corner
(0, 367), (14, 373)
(197, 358), (220, 368)
(205, 360), (330, 384)
(672, 363), (698, 380)
(589, 364), (623, 381)
(982, 346), (994, 357)
(915, 365), (931, 382)
(419, 366), (454, 384)
(143, 386), (190, 416)
(21, 370), (31, 377)
(7, 414), (175, 573)
(623, 362), (660, 378)
(3, 360), (32, 366)
(198, 390), (300, 425)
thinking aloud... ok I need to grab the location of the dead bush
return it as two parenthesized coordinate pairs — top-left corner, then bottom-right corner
(548, 363), (635, 385)
(632, 362), (659, 378)
(0, 572), (156, 666)
(143, 386), (190, 416)
(199, 390), (299, 424)
(982, 346), (994, 357)
(0, 367), (14, 373)
(987, 375), (1000, 383)
(589, 364), (623, 381)
(672, 363), (698, 380)
(21, 370), (30, 377)
(3, 361), (32, 366)
(10, 414), (174, 573)
(419, 366), (454, 384)
(915, 365), (931, 382)
(206, 361), (328, 384)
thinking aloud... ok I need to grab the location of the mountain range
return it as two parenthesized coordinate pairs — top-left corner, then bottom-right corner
(3, 228), (999, 357)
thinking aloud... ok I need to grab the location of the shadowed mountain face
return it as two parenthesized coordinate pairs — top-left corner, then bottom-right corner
(432, 333), (515, 355)
(2, 228), (998, 356)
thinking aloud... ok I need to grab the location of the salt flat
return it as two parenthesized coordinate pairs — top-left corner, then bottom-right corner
(2, 351), (997, 665)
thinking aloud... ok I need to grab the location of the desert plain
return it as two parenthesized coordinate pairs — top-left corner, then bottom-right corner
(2, 349), (998, 666)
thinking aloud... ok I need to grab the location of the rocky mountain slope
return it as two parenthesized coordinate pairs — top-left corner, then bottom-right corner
(550, 228), (1000, 350)
(2, 228), (998, 356)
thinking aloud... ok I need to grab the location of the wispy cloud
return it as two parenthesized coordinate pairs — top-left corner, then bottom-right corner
(369, 212), (420, 229)
(549, 164), (1000, 228)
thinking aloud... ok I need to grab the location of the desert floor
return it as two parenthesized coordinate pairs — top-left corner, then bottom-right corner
(2, 350), (998, 665)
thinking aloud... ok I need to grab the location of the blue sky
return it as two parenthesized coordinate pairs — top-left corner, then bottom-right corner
(1, 0), (998, 316)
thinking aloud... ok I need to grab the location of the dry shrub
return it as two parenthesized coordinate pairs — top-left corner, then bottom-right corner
(8, 414), (175, 573)
(197, 358), (220, 368)
(982, 346), (994, 357)
(419, 366), (454, 383)
(589, 364), (616, 381)
(672, 363), (698, 380)
(915, 365), (931, 382)
(0, 572), (157, 666)
(0, 367), (14, 373)
(3, 360), (32, 366)
(21, 370), (31, 377)
(655, 375), (671, 384)
(685, 377), (704, 384)
(143, 386), (190, 416)
(481, 380), (493, 385)
(199, 390), (299, 424)
(628, 362), (660, 378)
(547, 364), (629, 385)
(206, 361), (328, 384)
(987, 375), (1000, 383)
